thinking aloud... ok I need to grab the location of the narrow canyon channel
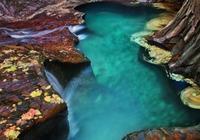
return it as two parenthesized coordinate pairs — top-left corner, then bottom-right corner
(46, 2), (200, 140)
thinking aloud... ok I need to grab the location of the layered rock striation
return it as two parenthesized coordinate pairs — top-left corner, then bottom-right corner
(125, 0), (200, 139)
(0, 0), (88, 139)
(0, 0), (199, 139)
(0, 0), (141, 139)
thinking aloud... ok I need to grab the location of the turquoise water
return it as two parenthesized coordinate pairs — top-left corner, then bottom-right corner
(63, 3), (200, 140)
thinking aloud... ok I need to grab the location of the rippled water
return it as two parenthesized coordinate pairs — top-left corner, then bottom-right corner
(62, 3), (200, 140)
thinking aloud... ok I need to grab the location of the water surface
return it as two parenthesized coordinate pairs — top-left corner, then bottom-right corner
(63, 3), (200, 140)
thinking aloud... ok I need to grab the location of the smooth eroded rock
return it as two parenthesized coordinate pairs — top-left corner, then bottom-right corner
(123, 125), (200, 140)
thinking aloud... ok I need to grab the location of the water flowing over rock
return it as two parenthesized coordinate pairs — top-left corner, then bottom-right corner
(0, 0), (88, 139)
(0, 0), (141, 139)
(0, 0), (199, 139)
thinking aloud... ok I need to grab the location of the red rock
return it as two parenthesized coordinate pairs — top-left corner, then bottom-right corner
(0, 1), (89, 139)
(0, 0), (199, 139)
(123, 125), (200, 140)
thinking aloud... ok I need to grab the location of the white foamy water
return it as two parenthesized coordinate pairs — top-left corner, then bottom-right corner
(68, 25), (85, 34)
(8, 26), (65, 39)
(45, 69), (64, 94)
(0, 25), (88, 44)
(68, 25), (88, 40)
(63, 67), (92, 140)
(0, 27), (67, 45)
(77, 34), (88, 40)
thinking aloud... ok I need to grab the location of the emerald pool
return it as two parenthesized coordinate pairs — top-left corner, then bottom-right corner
(61, 2), (200, 140)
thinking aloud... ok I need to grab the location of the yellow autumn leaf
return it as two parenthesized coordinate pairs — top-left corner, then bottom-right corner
(21, 108), (42, 120)
(4, 126), (20, 140)
(44, 96), (51, 102)
(30, 90), (42, 98)
(44, 94), (63, 104)
(45, 85), (51, 90)
(4, 65), (17, 73)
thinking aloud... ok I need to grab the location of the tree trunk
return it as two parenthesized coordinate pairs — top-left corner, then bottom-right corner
(152, 0), (200, 85)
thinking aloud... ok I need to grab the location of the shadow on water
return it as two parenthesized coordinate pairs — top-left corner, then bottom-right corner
(75, 1), (165, 16)
(19, 61), (90, 140)
(138, 47), (196, 115)
(44, 60), (90, 90)
(70, 2), (200, 140)
(139, 46), (190, 91)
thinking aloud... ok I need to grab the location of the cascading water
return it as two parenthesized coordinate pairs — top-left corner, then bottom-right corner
(58, 2), (200, 140)
(45, 69), (64, 94)
(68, 25), (88, 40)
(64, 67), (93, 139)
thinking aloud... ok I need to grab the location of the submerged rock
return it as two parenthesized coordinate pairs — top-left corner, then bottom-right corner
(131, 31), (172, 64)
(0, 0), (199, 139)
(131, 8), (174, 65)
(146, 12), (174, 31)
(181, 87), (200, 109)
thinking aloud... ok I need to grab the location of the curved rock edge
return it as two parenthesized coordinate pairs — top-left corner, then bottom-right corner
(128, 4), (200, 139)
(0, 0), (198, 139)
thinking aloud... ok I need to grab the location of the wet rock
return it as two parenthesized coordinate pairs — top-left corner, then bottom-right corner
(126, 1), (200, 140)
(123, 125), (200, 140)
(181, 87), (200, 109)
(146, 12), (175, 31)
(131, 31), (172, 65)
(0, 46), (66, 139)
(0, 0), (196, 139)
(0, 0), (92, 139)
(0, 0), (85, 23)
(0, 13), (87, 63)
(0, 0), (136, 139)
(148, 0), (200, 109)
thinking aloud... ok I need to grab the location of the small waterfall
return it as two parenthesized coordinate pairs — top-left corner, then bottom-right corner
(0, 26), (66, 39)
(77, 34), (88, 40)
(0, 25), (88, 46)
(68, 25), (88, 40)
(63, 67), (92, 140)
(68, 25), (85, 34)
(44, 69), (64, 94)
